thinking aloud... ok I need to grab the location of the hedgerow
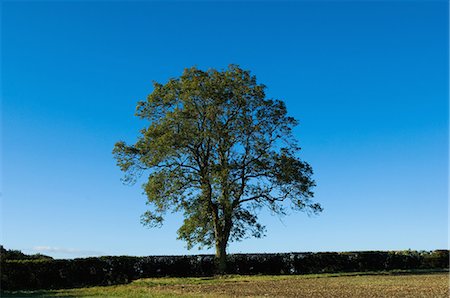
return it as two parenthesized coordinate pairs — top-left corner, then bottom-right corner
(1, 250), (448, 291)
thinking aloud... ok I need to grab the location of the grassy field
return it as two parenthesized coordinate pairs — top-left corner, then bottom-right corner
(3, 271), (449, 297)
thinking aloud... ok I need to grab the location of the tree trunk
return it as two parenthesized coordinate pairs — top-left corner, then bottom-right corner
(215, 239), (227, 274)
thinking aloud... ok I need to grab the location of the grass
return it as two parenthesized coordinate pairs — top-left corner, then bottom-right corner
(2, 270), (449, 297)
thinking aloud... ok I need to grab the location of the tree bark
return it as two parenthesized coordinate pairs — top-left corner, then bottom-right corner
(214, 212), (233, 274)
(215, 238), (227, 274)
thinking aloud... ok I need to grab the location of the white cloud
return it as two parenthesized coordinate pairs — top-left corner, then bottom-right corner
(33, 246), (105, 257)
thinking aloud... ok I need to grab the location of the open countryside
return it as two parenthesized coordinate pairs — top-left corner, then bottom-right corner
(3, 272), (449, 298)
(2, 1), (448, 297)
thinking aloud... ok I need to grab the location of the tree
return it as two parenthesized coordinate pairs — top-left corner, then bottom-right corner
(0, 245), (53, 261)
(113, 65), (322, 272)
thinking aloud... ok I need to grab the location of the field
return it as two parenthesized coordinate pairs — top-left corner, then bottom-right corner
(3, 271), (449, 298)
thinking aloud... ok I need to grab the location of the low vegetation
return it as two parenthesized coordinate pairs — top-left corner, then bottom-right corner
(3, 271), (449, 297)
(1, 248), (448, 291)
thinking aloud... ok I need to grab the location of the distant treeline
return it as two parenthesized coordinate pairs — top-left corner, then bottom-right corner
(0, 245), (53, 261)
(1, 249), (448, 291)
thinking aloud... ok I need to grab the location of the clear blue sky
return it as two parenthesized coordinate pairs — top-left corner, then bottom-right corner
(2, 1), (448, 259)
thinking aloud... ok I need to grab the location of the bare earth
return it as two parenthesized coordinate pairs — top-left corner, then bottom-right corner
(155, 273), (450, 298)
(3, 272), (449, 297)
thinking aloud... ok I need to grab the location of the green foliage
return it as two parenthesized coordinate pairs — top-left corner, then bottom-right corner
(2, 251), (448, 291)
(0, 245), (53, 261)
(113, 65), (321, 257)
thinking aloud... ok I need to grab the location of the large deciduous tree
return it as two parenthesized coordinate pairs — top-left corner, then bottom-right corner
(113, 65), (322, 272)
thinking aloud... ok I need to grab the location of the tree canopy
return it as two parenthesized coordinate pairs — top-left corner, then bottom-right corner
(113, 65), (321, 272)
(0, 245), (53, 261)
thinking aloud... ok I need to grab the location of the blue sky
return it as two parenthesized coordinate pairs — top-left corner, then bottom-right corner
(2, 1), (448, 259)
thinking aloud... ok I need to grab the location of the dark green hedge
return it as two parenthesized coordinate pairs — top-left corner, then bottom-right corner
(1, 250), (448, 291)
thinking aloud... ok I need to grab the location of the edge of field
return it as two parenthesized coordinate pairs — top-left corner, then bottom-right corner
(2, 269), (449, 298)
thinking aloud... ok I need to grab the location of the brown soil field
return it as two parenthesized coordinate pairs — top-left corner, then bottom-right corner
(3, 272), (449, 297)
(156, 273), (449, 297)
